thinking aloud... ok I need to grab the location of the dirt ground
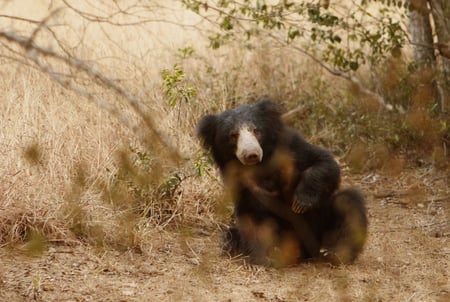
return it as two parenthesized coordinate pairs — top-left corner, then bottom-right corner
(0, 168), (448, 302)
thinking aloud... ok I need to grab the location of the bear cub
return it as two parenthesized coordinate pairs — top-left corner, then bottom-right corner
(197, 99), (368, 267)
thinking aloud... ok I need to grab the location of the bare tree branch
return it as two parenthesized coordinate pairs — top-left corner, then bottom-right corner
(0, 29), (182, 161)
(62, 0), (200, 28)
(265, 32), (395, 112)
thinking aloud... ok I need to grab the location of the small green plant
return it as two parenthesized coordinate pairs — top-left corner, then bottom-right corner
(161, 63), (197, 107)
(177, 46), (195, 58)
(103, 146), (186, 225)
(193, 150), (214, 177)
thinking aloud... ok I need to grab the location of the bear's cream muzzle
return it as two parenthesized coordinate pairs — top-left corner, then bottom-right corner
(235, 127), (263, 165)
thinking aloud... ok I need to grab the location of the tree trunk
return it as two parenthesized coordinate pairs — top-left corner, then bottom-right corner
(408, 0), (436, 68)
(429, 0), (450, 112)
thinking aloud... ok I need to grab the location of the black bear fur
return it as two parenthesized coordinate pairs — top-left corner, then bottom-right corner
(196, 99), (368, 266)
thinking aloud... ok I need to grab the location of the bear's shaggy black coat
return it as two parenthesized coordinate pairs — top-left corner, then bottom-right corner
(197, 99), (367, 266)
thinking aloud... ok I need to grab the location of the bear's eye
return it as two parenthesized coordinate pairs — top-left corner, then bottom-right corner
(229, 132), (239, 143)
(253, 128), (262, 139)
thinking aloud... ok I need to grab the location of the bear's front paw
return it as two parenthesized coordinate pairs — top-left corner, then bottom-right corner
(291, 193), (317, 214)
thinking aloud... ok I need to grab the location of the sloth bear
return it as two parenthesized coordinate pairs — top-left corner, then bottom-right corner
(196, 99), (367, 267)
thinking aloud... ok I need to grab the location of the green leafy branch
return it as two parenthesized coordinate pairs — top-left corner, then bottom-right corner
(183, 0), (408, 73)
(161, 63), (197, 107)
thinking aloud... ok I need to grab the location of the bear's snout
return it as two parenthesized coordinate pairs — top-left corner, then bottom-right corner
(243, 152), (260, 164)
(236, 127), (263, 165)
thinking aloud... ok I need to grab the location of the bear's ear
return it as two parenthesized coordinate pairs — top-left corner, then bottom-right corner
(257, 98), (282, 117)
(196, 114), (217, 149)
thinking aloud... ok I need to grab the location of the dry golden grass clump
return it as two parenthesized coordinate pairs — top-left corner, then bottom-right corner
(0, 0), (218, 252)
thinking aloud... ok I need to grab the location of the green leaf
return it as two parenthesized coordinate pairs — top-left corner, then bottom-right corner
(349, 61), (359, 71)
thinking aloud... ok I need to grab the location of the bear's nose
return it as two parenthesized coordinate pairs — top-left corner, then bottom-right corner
(244, 152), (260, 164)
(236, 126), (263, 165)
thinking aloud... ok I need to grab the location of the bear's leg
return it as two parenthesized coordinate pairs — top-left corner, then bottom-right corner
(239, 216), (278, 265)
(223, 215), (282, 265)
(240, 180), (321, 262)
(321, 188), (368, 264)
(222, 226), (242, 257)
(223, 222), (304, 267)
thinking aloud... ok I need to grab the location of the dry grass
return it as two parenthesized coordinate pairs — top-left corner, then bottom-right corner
(0, 0), (449, 301)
